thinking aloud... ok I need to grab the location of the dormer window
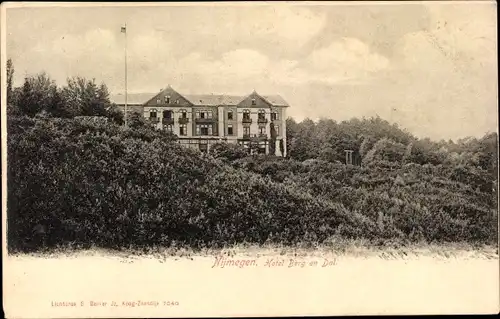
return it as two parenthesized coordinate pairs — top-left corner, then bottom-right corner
(165, 96), (171, 104)
(251, 99), (256, 106)
(156, 98), (161, 104)
(175, 99), (180, 104)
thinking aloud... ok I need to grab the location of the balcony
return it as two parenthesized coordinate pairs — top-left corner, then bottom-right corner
(257, 117), (268, 124)
(195, 117), (216, 124)
(162, 118), (174, 125)
(242, 117), (252, 124)
(258, 133), (268, 140)
(179, 117), (189, 124)
(241, 133), (268, 141)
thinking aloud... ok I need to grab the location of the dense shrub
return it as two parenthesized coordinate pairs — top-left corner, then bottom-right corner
(210, 142), (249, 162)
(6, 116), (385, 251)
(7, 115), (498, 252)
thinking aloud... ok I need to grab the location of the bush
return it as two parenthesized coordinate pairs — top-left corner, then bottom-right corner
(7, 115), (498, 252)
(210, 142), (249, 162)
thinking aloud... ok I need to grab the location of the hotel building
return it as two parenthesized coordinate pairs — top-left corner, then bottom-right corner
(111, 85), (289, 156)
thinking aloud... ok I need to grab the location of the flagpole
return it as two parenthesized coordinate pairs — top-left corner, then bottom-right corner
(124, 23), (128, 128)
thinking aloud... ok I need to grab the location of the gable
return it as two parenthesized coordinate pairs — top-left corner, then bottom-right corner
(144, 86), (193, 107)
(237, 92), (272, 109)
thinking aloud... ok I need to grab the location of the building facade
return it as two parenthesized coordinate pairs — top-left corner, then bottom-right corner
(111, 86), (289, 156)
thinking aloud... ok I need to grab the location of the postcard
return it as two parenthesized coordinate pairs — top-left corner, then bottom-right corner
(2, 1), (499, 317)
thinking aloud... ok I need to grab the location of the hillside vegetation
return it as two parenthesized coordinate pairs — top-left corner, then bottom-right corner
(7, 115), (498, 252)
(6, 66), (499, 252)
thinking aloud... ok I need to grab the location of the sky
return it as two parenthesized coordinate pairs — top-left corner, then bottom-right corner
(4, 2), (498, 141)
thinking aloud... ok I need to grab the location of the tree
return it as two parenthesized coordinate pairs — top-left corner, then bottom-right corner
(106, 104), (124, 125)
(359, 136), (374, 159)
(16, 72), (61, 117)
(7, 59), (14, 103)
(363, 137), (406, 165)
(211, 142), (248, 162)
(60, 77), (111, 117)
(127, 111), (150, 129)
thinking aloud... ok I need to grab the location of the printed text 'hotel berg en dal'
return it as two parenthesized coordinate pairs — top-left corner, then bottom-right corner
(111, 86), (289, 156)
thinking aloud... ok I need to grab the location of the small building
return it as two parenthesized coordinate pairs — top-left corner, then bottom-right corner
(110, 85), (289, 156)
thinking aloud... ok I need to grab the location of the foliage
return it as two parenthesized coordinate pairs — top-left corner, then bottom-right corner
(210, 142), (249, 162)
(16, 72), (62, 117)
(6, 65), (498, 252)
(8, 116), (379, 251)
(7, 60), (122, 123)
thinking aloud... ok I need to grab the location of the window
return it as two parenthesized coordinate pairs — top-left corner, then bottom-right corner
(197, 110), (212, 119)
(164, 124), (173, 132)
(175, 99), (180, 104)
(259, 126), (266, 135)
(258, 109), (266, 121)
(227, 111), (233, 120)
(156, 99), (161, 104)
(274, 125), (279, 136)
(165, 96), (171, 104)
(179, 124), (187, 136)
(243, 109), (250, 120)
(196, 124), (212, 136)
(180, 109), (187, 118)
(251, 98), (256, 106)
(227, 124), (233, 136)
(150, 109), (157, 118)
(163, 110), (172, 119)
(243, 126), (250, 136)
(271, 111), (278, 121)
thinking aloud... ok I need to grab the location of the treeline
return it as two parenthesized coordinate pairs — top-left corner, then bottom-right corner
(6, 59), (124, 123)
(286, 116), (498, 176)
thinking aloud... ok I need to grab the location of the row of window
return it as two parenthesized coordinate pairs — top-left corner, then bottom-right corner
(164, 124), (218, 136)
(164, 124), (188, 136)
(150, 110), (188, 119)
(162, 124), (280, 137)
(149, 109), (279, 121)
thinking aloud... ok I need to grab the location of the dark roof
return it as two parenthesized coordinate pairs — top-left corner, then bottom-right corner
(109, 93), (157, 105)
(115, 105), (144, 114)
(110, 90), (289, 107)
(261, 95), (290, 107)
(183, 94), (244, 106)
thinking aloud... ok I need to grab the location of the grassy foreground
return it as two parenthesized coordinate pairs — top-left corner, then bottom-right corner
(9, 240), (499, 261)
